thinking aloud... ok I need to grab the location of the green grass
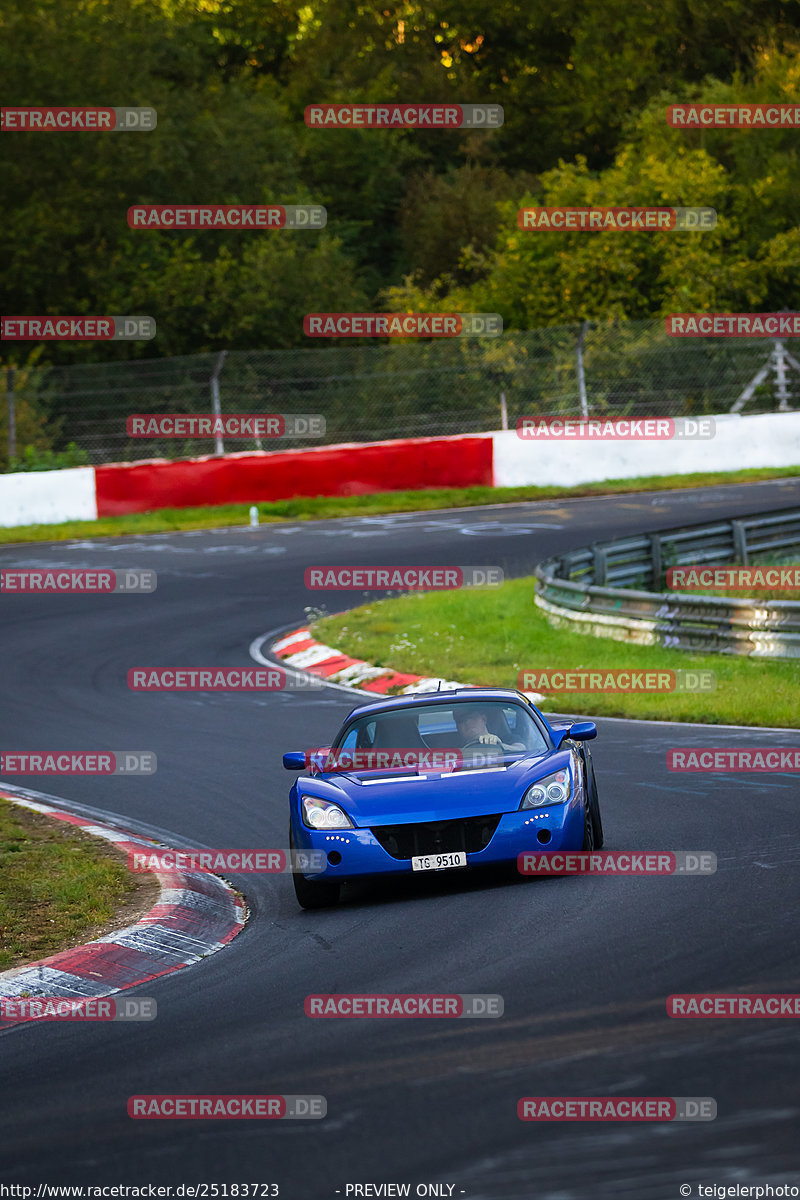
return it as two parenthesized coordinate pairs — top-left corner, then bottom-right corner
(1, 464), (799, 544)
(0, 798), (151, 969)
(314, 578), (800, 727)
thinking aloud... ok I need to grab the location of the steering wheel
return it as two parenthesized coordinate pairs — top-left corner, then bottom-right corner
(461, 735), (503, 750)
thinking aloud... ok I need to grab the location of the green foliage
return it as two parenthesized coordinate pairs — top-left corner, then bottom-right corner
(0, 355), (62, 464)
(390, 52), (800, 324)
(2, 0), (800, 365)
(7, 443), (90, 473)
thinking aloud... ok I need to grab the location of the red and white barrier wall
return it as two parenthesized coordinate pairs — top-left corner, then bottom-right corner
(1, 412), (799, 528)
(93, 434), (494, 516)
(0, 466), (99, 527)
(493, 412), (800, 488)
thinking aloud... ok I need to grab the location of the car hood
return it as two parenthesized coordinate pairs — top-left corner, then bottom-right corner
(298, 749), (572, 826)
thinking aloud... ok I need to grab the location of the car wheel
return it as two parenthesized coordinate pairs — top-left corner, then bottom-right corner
(581, 802), (595, 851)
(289, 826), (340, 909)
(586, 757), (604, 849)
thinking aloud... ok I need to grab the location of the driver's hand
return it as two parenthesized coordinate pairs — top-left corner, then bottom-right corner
(477, 733), (501, 744)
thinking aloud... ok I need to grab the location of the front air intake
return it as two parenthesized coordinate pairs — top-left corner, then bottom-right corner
(370, 814), (502, 860)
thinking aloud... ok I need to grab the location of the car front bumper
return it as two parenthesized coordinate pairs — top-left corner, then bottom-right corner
(291, 799), (585, 881)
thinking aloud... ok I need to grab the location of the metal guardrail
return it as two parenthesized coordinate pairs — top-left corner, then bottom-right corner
(534, 508), (800, 658)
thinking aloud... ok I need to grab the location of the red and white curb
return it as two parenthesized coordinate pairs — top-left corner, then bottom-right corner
(272, 627), (464, 694)
(268, 626), (545, 702)
(0, 791), (246, 1002)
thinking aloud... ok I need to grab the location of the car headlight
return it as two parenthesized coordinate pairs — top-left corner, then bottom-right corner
(520, 768), (571, 809)
(301, 795), (354, 830)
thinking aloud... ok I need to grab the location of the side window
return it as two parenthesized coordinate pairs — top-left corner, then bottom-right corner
(504, 706), (518, 730)
(339, 726), (359, 750)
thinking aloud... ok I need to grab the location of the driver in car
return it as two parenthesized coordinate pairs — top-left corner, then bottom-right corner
(454, 705), (525, 753)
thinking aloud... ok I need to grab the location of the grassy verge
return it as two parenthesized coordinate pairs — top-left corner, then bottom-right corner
(1, 465), (798, 544)
(0, 798), (157, 969)
(314, 578), (800, 727)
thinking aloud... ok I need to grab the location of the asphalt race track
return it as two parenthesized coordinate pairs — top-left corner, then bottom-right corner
(1, 479), (799, 1199)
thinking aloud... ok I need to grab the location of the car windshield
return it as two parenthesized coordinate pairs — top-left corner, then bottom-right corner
(334, 699), (549, 763)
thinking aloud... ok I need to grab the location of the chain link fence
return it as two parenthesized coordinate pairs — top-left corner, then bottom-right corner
(2, 318), (797, 467)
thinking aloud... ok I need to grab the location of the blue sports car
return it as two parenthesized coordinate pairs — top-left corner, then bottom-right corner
(283, 687), (603, 908)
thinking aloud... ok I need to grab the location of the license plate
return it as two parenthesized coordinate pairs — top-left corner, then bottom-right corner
(411, 852), (467, 872)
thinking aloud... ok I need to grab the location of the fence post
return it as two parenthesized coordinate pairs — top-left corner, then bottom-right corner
(210, 350), (228, 456)
(649, 533), (662, 589)
(592, 545), (607, 586)
(6, 365), (16, 465)
(732, 337), (800, 413)
(500, 390), (508, 430)
(731, 520), (748, 565)
(774, 341), (791, 411)
(576, 321), (589, 418)
(559, 551), (578, 578)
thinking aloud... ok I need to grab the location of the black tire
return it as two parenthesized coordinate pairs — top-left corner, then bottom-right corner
(586, 757), (604, 849)
(581, 801), (595, 851)
(289, 826), (340, 909)
(292, 870), (341, 909)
